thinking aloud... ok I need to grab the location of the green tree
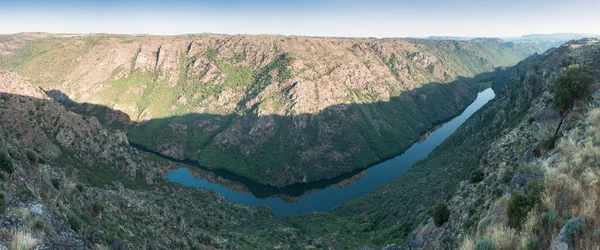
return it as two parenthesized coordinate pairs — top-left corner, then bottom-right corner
(26, 150), (38, 164)
(470, 167), (485, 183)
(507, 192), (530, 228)
(0, 152), (15, 174)
(92, 202), (104, 216)
(0, 192), (5, 210)
(432, 202), (450, 226)
(552, 65), (595, 112)
(507, 180), (543, 229)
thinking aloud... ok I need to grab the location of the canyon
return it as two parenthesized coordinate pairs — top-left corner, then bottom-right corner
(0, 33), (537, 187)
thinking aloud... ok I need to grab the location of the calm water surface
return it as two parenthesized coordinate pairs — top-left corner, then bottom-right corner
(167, 88), (496, 216)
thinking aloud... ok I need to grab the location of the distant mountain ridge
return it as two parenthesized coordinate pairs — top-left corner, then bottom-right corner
(428, 33), (600, 51)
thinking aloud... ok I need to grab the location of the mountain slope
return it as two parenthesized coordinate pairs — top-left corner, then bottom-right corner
(508, 33), (600, 51)
(0, 71), (310, 249)
(0, 34), (538, 186)
(330, 38), (600, 248)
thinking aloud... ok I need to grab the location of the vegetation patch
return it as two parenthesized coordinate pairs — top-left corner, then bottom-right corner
(0, 151), (15, 174)
(552, 64), (594, 112)
(433, 202), (450, 226)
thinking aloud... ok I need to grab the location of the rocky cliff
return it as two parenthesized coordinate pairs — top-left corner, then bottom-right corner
(0, 33), (538, 186)
(0, 70), (316, 249)
(365, 39), (600, 249)
(1, 35), (596, 249)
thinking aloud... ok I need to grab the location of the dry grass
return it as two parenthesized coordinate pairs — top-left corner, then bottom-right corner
(459, 237), (475, 250)
(489, 225), (516, 250)
(522, 209), (539, 234)
(472, 107), (600, 249)
(536, 107), (600, 247)
(6, 207), (31, 220)
(93, 244), (111, 250)
(10, 230), (40, 250)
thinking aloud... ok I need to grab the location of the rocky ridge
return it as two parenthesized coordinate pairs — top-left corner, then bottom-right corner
(0, 71), (312, 249)
(397, 39), (600, 249)
(0, 33), (539, 186)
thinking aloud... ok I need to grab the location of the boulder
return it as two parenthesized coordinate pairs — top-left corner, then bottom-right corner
(399, 219), (444, 249)
(531, 107), (562, 141)
(519, 142), (541, 165)
(28, 203), (45, 216)
(552, 242), (569, 250)
(552, 216), (584, 250)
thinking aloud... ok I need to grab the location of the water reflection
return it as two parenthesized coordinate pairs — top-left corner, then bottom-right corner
(165, 88), (496, 216)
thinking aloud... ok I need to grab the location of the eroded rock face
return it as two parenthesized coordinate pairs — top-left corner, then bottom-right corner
(531, 107), (562, 141)
(0, 71), (143, 176)
(0, 34), (539, 186)
(400, 220), (444, 249)
(390, 39), (600, 250)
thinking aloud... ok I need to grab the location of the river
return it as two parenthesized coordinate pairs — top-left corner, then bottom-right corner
(166, 88), (495, 216)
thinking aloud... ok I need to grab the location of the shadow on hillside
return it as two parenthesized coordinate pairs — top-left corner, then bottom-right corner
(38, 70), (501, 199)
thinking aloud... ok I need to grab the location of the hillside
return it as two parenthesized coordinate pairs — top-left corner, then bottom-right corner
(0, 33), (538, 186)
(0, 70), (323, 249)
(428, 33), (600, 51)
(0, 37), (597, 249)
(508, 33), (600, 51)
(329, 39), (600, 248)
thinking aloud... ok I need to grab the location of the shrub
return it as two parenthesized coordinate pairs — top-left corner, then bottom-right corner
(470, 168), (485, 183)
(92, 202), (104, 216)
(541, 211), (558, 227)
(503, 169), (514, 184)
(522, 237), (537, 250)
(68, 212), (83, 232)
(8, 147), (17, 158)
(563, 216), (585, 242)
(552, 65), (594, 112)
(26, 150), (37, 164)
(507, 192), (531, 229)
(433, 202), (450, 226)
(18, 187), (34, 200)
(0, 152), (15, 174)
(475, 238), (495, 250)
(0, 192), (5, 210)
(34, 219), (45, 229)
(51, 178), (61, 190)
(507, 179), (544, 229)
(525, 180), (544, 200)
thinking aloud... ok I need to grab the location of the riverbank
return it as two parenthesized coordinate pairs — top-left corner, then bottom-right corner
(159, 88), (496, 216)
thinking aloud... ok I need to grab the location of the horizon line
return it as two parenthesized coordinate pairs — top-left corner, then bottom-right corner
(2, 31), (599, 40)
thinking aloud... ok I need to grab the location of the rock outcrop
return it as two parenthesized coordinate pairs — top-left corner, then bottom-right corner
(531, 107), (562, 140)
(0, 33), (539, 187)
(345, 38), (600, 249)
(0, 70), (320, 249)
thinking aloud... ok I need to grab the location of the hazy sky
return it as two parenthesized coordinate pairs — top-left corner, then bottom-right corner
(1, 0), (598, 37)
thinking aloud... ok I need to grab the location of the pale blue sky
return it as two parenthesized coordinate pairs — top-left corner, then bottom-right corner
(1, 0), (598, 37)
